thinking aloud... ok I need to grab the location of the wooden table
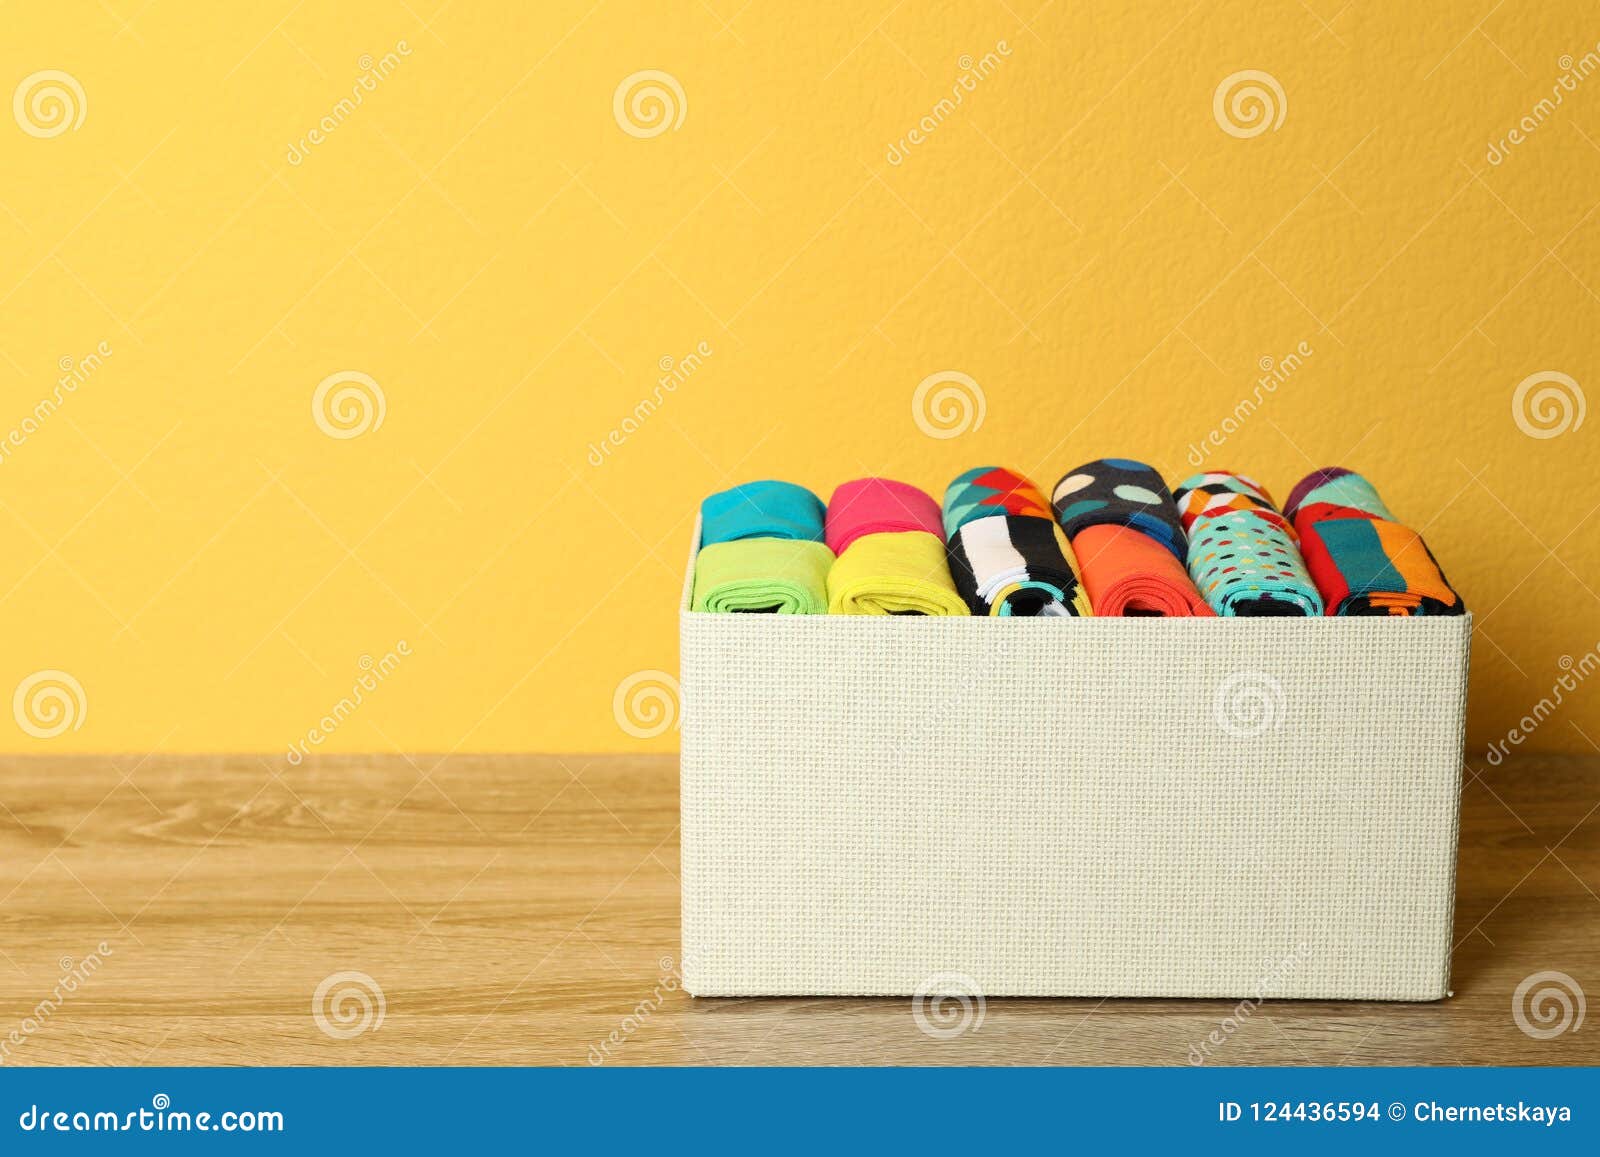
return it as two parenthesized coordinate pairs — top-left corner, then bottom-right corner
(1, 753), (1595, 1066)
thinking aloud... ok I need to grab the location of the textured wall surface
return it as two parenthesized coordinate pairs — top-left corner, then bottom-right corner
(1, 2), (1595, 755)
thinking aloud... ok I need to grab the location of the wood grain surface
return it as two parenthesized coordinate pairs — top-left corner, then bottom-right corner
(0, 752), (1595, 1066)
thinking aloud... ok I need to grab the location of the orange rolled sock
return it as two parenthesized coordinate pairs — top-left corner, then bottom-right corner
(1070, 524), (1215, 617)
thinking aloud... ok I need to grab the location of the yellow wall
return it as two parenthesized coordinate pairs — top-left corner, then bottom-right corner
(2, 2), (1596, 757)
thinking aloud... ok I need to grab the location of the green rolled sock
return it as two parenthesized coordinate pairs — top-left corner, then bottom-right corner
(692, 538), (834, 614)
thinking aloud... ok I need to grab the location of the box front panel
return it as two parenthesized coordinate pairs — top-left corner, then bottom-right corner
(680, 614), (1469, 999)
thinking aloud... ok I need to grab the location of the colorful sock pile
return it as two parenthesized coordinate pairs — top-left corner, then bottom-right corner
(824, 478), (968, 616)
(1052, 458), (1211, 616)
(691, 480), (833, 613)
(1284, 468), (1464, 617)
(942, 467), (1092, 617)
(689, 468), (1464, 618)
(1172, 471), (1323, 617)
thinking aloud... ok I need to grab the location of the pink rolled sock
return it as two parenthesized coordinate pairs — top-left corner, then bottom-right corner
(825, 477), (943, 556)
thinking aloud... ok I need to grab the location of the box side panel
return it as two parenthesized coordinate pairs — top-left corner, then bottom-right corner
(1434, 613), (1472, 997)
(681, 616), (1469, 999)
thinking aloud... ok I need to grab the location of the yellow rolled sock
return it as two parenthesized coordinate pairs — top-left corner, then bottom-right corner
(826, 530), (969, 616)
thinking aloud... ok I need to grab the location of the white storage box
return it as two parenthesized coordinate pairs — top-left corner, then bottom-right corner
(678, 522), (1471, 999)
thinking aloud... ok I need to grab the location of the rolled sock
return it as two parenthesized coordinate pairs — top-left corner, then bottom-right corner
(943, 466), (1091, 617)
(1069, 524), (1215, 617)
(1051, 457), (1187, 562)
(826, 531), (969, 616)
(942, 466), (1056, 536)
(1284, 467), (1396, 524)
(701, 480), (826, 546)
(1183, 511), (1323, 617)
(1174, 471), (1322, 617)
(825, 477), (944, 556)
(947, 512), (1092, 618)
(692, 538), (834, 614)
(1285, 467), (1464, 617)
(1174, 470), (1292, 535)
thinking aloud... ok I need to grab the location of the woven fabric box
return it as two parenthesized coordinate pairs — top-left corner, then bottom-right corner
(678, 523), (1471, 1000)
